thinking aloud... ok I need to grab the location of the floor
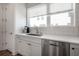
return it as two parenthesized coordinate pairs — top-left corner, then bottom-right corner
(0, 50), (22, 56)
(0, 50), (12, 56)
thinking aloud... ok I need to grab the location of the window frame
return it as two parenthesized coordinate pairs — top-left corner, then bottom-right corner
(26, 3), (75, 27)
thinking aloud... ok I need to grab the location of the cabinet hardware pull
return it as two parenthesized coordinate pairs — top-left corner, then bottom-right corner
(50, 44), (58, 46)
(72, 48), (75, 50)
(28, 43), (31, 45)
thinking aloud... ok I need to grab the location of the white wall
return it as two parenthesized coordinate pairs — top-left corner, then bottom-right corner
(15, 4), (26, 33)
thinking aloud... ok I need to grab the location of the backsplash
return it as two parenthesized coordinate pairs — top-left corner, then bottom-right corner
(27, 26), (79, 36)
(29, 27), (41, 34)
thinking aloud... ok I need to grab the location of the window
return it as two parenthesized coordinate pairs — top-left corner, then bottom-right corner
(29, 15), (47, 27)
(49, 3), (74, 26)
(27, 3), (74, 27)
(50, 12), (72, 26)
(27, 4), (47, 27)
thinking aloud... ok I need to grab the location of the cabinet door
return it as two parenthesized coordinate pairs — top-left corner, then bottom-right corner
(2, 5), (7, 50)
(17, 39), (31, 56)
(70, 44), (79, 56)
(24, 41), (31, 56)
(0, 5), (3, 50)
(6, 4), (15, 53)
(31, 43), (41, 56)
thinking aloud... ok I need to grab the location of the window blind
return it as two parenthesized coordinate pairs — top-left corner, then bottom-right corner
(27, 4), (47, 18)
(49, 3), (73, 13)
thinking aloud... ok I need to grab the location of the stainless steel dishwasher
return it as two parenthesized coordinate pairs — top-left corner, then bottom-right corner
(42, 39), (70, 56)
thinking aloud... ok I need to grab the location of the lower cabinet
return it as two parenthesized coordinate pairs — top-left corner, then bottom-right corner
(17, 40), (31, 56)
(16, 36), (41, 56)
(70, 44), (79, 56)
(31, 43), (41, 56)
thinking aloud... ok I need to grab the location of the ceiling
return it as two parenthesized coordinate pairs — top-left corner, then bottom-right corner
(25, 3), (41, 8)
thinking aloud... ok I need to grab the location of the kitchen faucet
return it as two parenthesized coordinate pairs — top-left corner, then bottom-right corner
(35, 27), (42, 35)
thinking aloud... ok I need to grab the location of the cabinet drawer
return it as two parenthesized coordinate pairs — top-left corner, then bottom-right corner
(15, 35), (41, 44)
(15, 35), (26, 40)
(31, 42), (41, 47)
(29, 37), (41, 44)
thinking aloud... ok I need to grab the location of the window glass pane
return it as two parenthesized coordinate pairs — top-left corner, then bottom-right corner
(50, 12), (72, 26)
(29, 17), (38, 27)
(29, 15), (47, 27)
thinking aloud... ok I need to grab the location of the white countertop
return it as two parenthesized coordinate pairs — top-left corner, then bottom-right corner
(15, 33), (79, 44)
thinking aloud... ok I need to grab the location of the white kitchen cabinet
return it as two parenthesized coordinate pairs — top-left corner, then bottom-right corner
(17, 39), (31, 56)
(0, 4), (13, 50)
(15, 35), (42, 56)
(70, 44), (79, 56)
(0, 4), (26, 55)
(31, 43), (41, 56)
(0, 5), (3, 50)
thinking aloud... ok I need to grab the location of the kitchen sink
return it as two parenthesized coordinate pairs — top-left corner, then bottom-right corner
(27, 33), (42, 36)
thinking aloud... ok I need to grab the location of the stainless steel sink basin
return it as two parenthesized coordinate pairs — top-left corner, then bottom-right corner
(27, 33), (42, 36)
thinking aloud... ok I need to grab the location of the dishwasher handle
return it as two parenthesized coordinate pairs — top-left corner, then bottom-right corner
(50, 44), (59, 46)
